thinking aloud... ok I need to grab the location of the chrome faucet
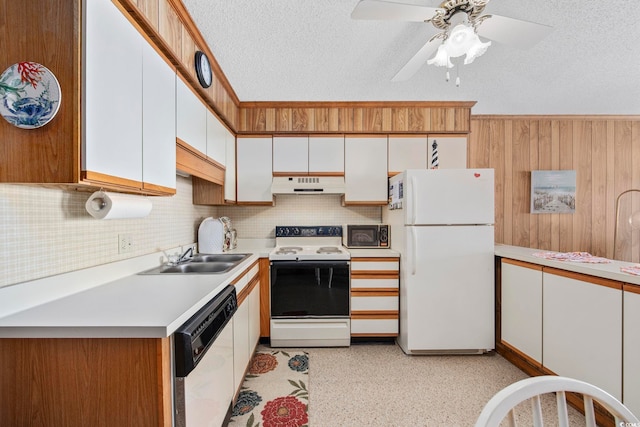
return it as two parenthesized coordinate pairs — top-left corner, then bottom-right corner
(176, 247), (194, 264)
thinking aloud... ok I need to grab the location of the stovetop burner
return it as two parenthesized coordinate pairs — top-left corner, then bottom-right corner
(269, 226), (350, 261)
(317, 246), (342, 254)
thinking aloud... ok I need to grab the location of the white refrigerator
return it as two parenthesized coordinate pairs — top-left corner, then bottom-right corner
(383, 169), (495, 354)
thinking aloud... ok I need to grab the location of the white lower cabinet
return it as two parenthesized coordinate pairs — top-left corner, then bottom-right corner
(350, 257), (399, 337)
(249, 281), (261, 351)
(232, 264), (261, 395)
(500, 259), (543, 364)
(233, 298), (250, 392)
(624, 288), (640, 416)
(543, 269), (622, 400)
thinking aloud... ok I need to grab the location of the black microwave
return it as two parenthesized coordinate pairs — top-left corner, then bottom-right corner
(343, 224), (389, 248)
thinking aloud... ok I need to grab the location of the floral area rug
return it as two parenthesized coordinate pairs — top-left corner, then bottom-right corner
(230, 350), (309, 427)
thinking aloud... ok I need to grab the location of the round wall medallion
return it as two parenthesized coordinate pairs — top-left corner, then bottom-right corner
(0, 62), (61, 129)
(194, 51), (212, 88)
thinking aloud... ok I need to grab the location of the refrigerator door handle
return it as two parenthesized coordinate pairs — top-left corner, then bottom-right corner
(410, 176), (417, 224)
(410, 227), (417, 275)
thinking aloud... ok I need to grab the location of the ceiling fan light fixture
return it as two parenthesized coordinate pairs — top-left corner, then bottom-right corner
(464, 37), (491, 64)
(427, 44), (454, 68)
(445, 23), (476, 57)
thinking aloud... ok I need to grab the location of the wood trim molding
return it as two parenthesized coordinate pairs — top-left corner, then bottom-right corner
(473, 114), (640, 121)
(543, 267), (623, 290)
(499, 340), (542, 370)
(161, 0), (240, 107)
(259, 258), (271, 337)
(496, 342), (616, 427)
(351, 257), (399, 263)
(351, 333), (398, 337)
(240, 101), (477, 108)
(351, 289), (399, 297)
(176, 139), (225, 185)
(351, 272), (400, 279)
(230, 260), (260, 285)
(501, 258), (543, 271)
(623, 283), (640, 294)
(236, 274), (259, 306)
(343, 200), (388, 206)
(351, 310), (399, 319)
(81, 171), (143, 192)
(142, 182), (176, 196)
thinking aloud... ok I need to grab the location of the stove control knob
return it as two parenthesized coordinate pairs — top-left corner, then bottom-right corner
(292, 227), (299, 235)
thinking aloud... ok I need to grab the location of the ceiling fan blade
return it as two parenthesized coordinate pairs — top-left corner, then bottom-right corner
(477, 14), (553, 49)
(391, 38), (441, 82)
(351, 0), (438, 22)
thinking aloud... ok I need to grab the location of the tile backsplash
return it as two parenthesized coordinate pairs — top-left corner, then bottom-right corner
(218, 195), (382, 239)
(0, 176), (214, 288)
(1, 180), (382, 288)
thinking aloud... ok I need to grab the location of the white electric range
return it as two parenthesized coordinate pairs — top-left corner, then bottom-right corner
(269, 226), (351, 347)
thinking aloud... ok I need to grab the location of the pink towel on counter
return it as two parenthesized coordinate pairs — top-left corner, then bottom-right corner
(621, 265), (640, 276)
(532, 251), (612, 264)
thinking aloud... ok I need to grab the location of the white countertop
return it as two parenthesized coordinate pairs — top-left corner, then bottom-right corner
(495, 244), (640, 286)
(0, 248), (260, 339)
(347, 248), (399, 258)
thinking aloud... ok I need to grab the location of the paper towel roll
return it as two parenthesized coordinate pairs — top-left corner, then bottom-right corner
(85, 191), (152, 220)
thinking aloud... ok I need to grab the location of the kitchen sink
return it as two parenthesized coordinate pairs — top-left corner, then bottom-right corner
(139, 253), (251, 275)
(190, 253), (249, 263)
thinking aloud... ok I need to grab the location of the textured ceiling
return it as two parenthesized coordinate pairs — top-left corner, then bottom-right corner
(182, 0), (640, 115)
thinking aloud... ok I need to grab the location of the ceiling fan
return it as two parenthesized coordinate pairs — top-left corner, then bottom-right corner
(351, 0), (553, 82)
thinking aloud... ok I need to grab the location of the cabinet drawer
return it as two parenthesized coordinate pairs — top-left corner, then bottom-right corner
(351, 260), (399, 272)
(351, 296), (398, 311)
(351, 319), (398, 336)
(351, 278), (398, 289)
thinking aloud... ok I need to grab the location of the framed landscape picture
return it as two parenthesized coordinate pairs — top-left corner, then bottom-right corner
(531, 170), (576, 214)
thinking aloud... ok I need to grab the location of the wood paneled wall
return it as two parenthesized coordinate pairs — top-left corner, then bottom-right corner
(120, 0), (240, 129)
(470, 116), (640, 262)
(239, 102), (474, 133)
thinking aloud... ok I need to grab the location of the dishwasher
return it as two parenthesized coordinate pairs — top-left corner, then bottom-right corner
(173, 285), (237, 427)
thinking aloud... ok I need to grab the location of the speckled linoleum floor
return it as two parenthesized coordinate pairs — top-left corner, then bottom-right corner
(295, 342), (586, 427)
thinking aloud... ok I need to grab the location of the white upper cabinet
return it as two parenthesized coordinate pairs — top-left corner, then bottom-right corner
(141, 42), (176, 191)
(237, 136), (273, 203)
(206, 111), (227, 166)
(273, 136), (309, 174)
(427, 136), (467, 169)
(176, 77), (207, 155)
(309, 136), (344, 174)
(388, 136), (428, 173)
(224, 130), (236, 202)
(273, 136), (345, 175)
(84, 0), (143, 183)
(344, 136), (388, 204)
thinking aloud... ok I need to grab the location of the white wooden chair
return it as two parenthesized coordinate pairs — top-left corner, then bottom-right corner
(475, 376), (639, 427)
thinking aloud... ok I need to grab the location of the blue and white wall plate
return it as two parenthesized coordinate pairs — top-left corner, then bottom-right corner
(0, 62), (61, 129)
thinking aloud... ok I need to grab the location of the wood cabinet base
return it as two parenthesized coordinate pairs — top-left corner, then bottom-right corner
(497, 340), (615, 427)
(0, 338), (172, 427)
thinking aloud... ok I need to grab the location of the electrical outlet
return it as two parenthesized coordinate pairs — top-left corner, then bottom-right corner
(118, 234), (133, 254)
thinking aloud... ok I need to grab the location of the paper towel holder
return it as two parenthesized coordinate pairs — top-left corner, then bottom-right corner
(85, 189), (153, 220)
(87, 189), (108, 213)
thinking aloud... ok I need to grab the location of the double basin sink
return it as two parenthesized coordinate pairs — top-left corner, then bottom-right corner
(140, 253), (251, 275)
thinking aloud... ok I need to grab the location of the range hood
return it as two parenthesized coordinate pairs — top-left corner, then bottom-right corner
(271, 176), (345, 195)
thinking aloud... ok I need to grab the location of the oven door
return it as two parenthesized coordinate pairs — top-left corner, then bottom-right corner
(270, 260), (350, 318)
